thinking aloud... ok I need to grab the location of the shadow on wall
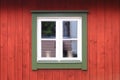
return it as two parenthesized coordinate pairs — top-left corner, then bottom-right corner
(1, 0), (119, 10)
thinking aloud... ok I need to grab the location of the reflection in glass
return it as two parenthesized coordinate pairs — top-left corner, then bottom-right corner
(63, 40), (77, 57)
(41, 40), (56, 57)
(63, 21), (77, 38)
(42, 21), (56, 38)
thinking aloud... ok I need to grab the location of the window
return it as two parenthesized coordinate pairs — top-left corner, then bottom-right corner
(37, 17), (81, 62)
(32, 10), (88, 70)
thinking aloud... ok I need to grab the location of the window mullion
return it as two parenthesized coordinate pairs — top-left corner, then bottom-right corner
(60, 19), (63, 60)
(56, 19), (62, 61)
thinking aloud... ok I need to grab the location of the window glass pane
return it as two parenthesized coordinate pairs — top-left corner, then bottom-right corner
(41, 40), (56, 57)
(63, 40), (77, 57)
(41, 21), (56, 38)
(63, 21), (77, 38)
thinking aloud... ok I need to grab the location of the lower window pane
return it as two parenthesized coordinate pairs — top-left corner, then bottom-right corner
(41, 40), (56, 57)
(63, 40), (77, 57)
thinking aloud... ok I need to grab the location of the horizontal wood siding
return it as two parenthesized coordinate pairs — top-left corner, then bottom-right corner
(0, 0), (120, 80)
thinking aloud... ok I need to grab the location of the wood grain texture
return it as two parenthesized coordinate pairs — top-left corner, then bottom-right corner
(44, 70), (53, 80)
(7, 0), (17, 80)
(75, 70), (81, 80)
(60, 70), (67, 80)
(14, 0), (23, 80)
(0, 0), (8, 80)
(0, 0), (120, 80)
(29, 0), (38, 80)
(88, 0), (97, 80)
(52, 70), (60, 80)
(22, 0), (30, 79)
(104, 0), (113, 80)
(96, 0), (105, 80)
(37, 70), (44, 80)
(0, 1), (1, 79)
(112, 0), (120, 80)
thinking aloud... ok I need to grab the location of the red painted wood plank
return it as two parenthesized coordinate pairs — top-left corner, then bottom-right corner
(60, 70), (68, 80)
(81, 70), (89, 80)
(112, 0), (120, 80)
(50, 0), (63, 10)
(104, 0), (113, 80)
(74, 70), (81, 80)
(30, 70), (37, 80)
(29, 0), (37, 80)
(64, 0), (74, 10)
(56, 0), (69, 10)
(22, 2), (30, 80)
(0, 4), (1, 79)
(67, 70), (75, 80)
(0, 0), (8, 80)
(14, 0), (23, 80)
(96, 0), (105, 80)
(88, 0), (97, 80)
(7, 0), (16, 80)
(44, 70), (53, 80)
(52, 70), (60, 80)
(58, 0), (84, 10)
(37, 70), (44, 80)
(61, 70), (75, 80)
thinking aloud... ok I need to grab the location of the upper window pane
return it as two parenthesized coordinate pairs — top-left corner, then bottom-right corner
(63, 21), (77, 38)
(41, 21), (56, 38)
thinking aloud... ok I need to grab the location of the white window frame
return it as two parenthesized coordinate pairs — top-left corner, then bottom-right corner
(37, 17), (82, 62)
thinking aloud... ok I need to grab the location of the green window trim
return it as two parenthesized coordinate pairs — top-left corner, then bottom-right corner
(32, 10), (88, 70)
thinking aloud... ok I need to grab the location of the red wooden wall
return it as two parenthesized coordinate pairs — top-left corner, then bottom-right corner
(0, 0), (120, 80)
